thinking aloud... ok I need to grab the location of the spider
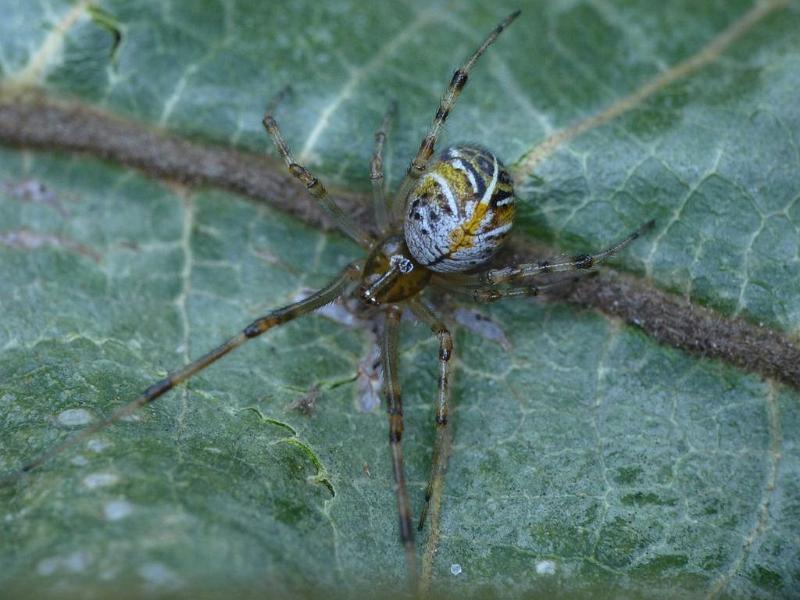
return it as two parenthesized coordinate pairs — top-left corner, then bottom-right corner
(5, 9), (652, 579)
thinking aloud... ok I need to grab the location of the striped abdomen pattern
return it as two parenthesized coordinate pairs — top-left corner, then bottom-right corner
(404, 145), (514, 272)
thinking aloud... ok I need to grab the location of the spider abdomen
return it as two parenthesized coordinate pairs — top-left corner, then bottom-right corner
(403, 145), (514, 272)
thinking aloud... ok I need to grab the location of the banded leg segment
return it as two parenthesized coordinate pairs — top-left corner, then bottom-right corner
(1, 262), (361, 484)
(394, 10), (521, 214)
(485, 220), (655, 286)
(381, 305), (417, 580)
(263, 97), (372, 248)
(471, 277), (582, 303)
(370, 101), (397, 233)
(407, 298), (454, 533)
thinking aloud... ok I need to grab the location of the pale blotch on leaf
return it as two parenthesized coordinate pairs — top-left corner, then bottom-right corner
(82, 472), (119, 489)
(57, 408), (92, 427)
(308, 293), (361, 328)
(99, 568), (119, 581)
(356, 342), (383, 412)
(535, 560), (556, 575)
(36, 557), (59, 577)
(103, 499), (133, 521)
(138, 562), (183, 590)
(70, 455), (89, 466)
(453, 307), (512, 350)
(293, 288), (383, 412)
(86, 438), (110, 453)
(450, 563), (462, 576)
(37, 551), (92, 576)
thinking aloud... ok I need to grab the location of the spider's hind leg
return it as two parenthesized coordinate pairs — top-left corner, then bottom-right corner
(406, 298), (454, 538)
(470, 275), (583, 303)
(486, 220), (655, 286)
(382, 305), (417, 581)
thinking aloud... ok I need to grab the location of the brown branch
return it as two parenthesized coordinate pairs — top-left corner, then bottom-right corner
(0, 91), (371, 233)
(568, 273), (800, 389)
(0, 92), (798, 390)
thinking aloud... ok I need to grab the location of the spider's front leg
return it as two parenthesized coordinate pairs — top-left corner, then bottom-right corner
(1, 262), (362, 484)
(393, 10), (521, 219)
(370, 101), (397, 234)
(262, 95), (373, 249)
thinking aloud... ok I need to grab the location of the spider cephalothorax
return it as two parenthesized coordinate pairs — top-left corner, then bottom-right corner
(361, 235), (430, 304)
(5, 8), (653, 585)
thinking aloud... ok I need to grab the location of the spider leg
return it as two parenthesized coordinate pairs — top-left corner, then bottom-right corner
(488, 220), (654, 285)
(1, 262), (361, 485)
(381, 305), (417, 580)
(393, 10), (521, 217)
(444, 220), (655, 288)
(432, 271), (581, 298)
(370, 101), (397, 234)
(263, 95), (373, 249)
(406, 299), (453, 534)
(469, 276), (582, 303)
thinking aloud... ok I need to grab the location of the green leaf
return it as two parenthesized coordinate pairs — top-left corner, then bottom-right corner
(1, 1), (798, 598)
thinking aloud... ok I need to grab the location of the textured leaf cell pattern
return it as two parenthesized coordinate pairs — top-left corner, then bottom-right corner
(0, 1), (798, 598)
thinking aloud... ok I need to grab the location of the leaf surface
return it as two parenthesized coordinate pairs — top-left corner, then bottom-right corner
(1, 1), (798, 598)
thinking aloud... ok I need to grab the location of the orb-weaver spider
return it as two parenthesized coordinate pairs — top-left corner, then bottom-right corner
(6, 9), (652, 579)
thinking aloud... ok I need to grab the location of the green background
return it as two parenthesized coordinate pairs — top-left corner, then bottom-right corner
(0, 1), (798, 598)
